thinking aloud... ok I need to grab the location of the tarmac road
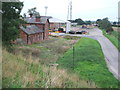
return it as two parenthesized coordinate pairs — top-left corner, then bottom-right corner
(91, 28), (120, 81)
(51, 27), (120, 80)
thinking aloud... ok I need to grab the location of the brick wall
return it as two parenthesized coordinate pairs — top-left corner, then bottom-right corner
(50, 23), (54, 30)
(20, 31), (27, 43)
(20, 18), (49, 44)
(44, 20), (49, 40)
(27, 33), (43, 44)
(20, 30), (44, 44)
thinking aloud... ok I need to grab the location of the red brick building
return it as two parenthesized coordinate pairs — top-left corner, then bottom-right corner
(49, 17), (66, 30)
(20, 16), (49, 44)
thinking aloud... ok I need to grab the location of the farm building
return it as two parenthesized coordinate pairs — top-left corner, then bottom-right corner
(20, 25), (43, 44)
(20, 16), (50, 44)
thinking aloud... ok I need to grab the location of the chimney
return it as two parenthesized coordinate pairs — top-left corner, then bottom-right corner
(29, 14), (33, 18)
(36, 17), (40, 22)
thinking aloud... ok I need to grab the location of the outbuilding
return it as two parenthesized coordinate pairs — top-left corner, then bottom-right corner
(19, 16), (50, 44)
(49, 17), (66, 30)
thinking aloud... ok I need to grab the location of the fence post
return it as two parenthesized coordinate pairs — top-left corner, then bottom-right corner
(73, 46), (75, 70)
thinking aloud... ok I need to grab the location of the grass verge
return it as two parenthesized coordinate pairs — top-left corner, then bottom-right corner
(102, 30), (120, 51)
(57, 37), (120, 88)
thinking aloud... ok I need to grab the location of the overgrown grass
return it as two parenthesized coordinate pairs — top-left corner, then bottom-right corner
(102, 30), (120, 51)
(13, 36), (79, 65)
(57, 37), (120, 88)
(4, 36), (97, 88)
(64, 35), (81, 40)
(2, 45), (97, 88)
(2, 49), (46, 88)
(4, 36), (119, 88)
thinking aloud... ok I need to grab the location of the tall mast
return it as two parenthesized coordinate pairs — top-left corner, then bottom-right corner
(70, 0), (72, 20)
(67, 0), (72, 20)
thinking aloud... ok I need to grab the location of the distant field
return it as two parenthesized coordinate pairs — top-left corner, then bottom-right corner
(57, 37), (120, 88)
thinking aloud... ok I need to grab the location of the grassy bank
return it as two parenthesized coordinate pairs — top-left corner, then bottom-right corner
(57, 37), (119, 88)
(102, 30), (120, 51)
(3, 36), (98, 88)
(2, 49), (46, 88)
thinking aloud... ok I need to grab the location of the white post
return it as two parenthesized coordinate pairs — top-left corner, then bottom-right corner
(66, 21), (71, 33)
(118, 1), (120, 23)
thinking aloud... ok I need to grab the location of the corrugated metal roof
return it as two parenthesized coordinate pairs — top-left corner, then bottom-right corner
(49, 17), (65, 23)
(20, 25), (43, 35)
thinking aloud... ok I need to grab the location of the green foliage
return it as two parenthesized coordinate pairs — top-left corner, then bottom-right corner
(85, 20), (92, 25)
(102, 30), (120, 51)
(57, 37), (119, 88)
(27, 7), (40, 18)
(96, 19), (102, 24)
(2, 2), (24, 46)
(75, 18), (85, 25)
(113, 22), (117, 25)
(96, 18), (113, 33)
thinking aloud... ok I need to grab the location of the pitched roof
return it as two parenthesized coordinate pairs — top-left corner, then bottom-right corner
(49, 17), (66, 23)
(20, 25), (43, 35)
(24, 17), (36, 23)
(24, 16), (49, 24)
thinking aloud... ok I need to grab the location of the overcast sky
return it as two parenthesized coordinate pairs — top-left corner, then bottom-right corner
(20, 0), (119, 21)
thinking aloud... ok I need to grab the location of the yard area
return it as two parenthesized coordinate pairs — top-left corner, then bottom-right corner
(57, 37), (120, 88)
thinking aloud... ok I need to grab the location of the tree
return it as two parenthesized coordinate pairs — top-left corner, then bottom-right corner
(27, 7), (40, 18)
(96, 19), (102, 25)
(85, 20), (92, 25)
(113, 22), (117, 25)
(96, 18), (113, 33)
(75, 18), (85, 25)
(2, 2), (24, 45)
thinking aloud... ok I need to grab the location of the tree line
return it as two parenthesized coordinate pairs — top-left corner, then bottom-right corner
(96, 18), (113, 33)
(69, 18), (93, 25)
